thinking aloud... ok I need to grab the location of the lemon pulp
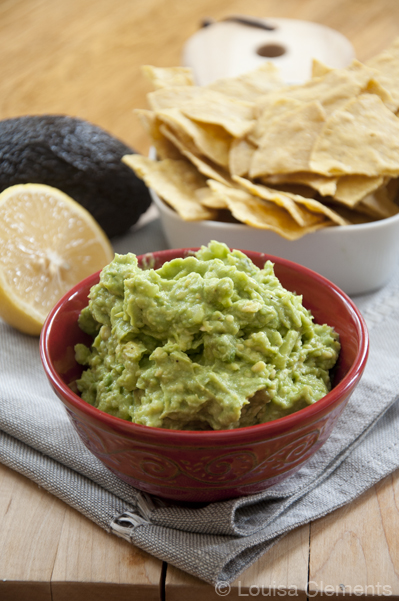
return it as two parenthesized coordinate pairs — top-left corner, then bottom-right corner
(0, 183), (114, 335)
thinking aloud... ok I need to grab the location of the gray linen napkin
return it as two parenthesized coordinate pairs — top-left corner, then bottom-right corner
(1, 218), (399, 586)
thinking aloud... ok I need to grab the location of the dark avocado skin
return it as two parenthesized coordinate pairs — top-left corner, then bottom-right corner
(0, 115), (152, 238)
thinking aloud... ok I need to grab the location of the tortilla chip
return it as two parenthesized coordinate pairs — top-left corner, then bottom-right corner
(206, 62), (284, 102)
(209, 183), (329, 240)
(322, 203), (376, 225)
(312, 59), (333, 78)
(361, 78), (395, 111)
(148, 86), (201, 111)
(384, 176), (399, 202)
(358, 182), (399, 218)
(267, 183), (317, 199)
(282, 190), (349, 225)
(252, 97), (303, 139)
(197, 183), (229, 209)
(253, 66), (347, 114)
(156, 107), (232, 167)
(334, 175), (385, 206)
(235, 176), (347, 226)
(310, 94), (399, 176)
(141, 65), (195, 89)
(229, 138), (257, 177)
(262, 172), (338, 197)
(122, 155), (216, 221)
(366, 38), (399, 111)
(180, 89), (255, 138)
(311, 60), (385, 113)
(134, 109), (182, 160)
(255, 60), (388, 120)
(252, 96), (303, 145)
(233, 176), (323, 227)
(250, 101), (326, 178)
(160, 124), (232, 186)
(157, 117), (199, 157)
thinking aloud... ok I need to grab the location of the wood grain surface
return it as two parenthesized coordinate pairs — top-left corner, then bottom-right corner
(309, 470), (399, 597)
(0, 464), (162, 601)
(1, 0), (399, 598)
(165, 525), (310, 600)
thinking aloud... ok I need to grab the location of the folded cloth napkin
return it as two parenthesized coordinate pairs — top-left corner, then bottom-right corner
(1, 219), (399, 586)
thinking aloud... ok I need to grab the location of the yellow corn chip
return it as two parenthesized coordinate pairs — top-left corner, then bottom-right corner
(281, 190), (349, 225)
(158, 119), (199, 157)
(305, 60), (385, 113)
(135, 109), (182, 160)
(366, 38), (399, 111)
(180, 90), (255, 137)
(251, 96), (303, 142)
(250, 101), (326, 178)
(160, 124), (232, 186)
(229, 138), (257, 177)
(262, 172), (338, 197)
(141, 65), (195, 89)
(361, 78), (395, 111)
(156, 107), (232, 167)
(310, 94), (399, 176)
(148, 86), (201, 111)
(122, 155), (216, 221)
(233, 176), (323, 227)
(266, 183), (317, 199)
(311, 59), (333, 78)
(358, 181), (399, 218)
(384, 176), (399, 201)
(210, 183), (329, 240)
(322, 203), (376, 225)
(206, 62), (284, 102)
(235, 176), (347, 226)
(255, 60), (390, 120)
(359, 195), (399, 219)
(197, 183), (229, 209)
(334, 175), (385, 206)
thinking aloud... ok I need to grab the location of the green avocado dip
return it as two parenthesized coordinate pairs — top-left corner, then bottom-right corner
(75, 241), (340, 430)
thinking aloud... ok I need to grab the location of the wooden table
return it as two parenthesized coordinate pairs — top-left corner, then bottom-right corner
(1, 0), (399, 598)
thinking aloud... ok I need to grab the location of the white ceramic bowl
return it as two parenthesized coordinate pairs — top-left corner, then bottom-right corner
(151, 189), (399, 296)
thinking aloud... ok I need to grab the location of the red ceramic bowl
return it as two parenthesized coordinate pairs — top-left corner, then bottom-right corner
(40, 248), (369, 503)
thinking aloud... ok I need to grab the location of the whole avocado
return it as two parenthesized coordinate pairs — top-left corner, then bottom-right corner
(0, 115), (152, 238)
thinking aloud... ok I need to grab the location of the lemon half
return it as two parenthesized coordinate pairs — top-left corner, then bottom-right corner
(0, 183), (114, 335)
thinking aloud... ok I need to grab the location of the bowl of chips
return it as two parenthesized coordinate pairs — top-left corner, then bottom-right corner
(149, 187), (399, 295)
(123, 39), (399, 295)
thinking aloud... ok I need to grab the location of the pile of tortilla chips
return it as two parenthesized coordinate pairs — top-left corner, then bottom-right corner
(123, 39), (399, 240)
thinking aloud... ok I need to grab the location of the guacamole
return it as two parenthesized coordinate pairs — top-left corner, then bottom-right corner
(75, 241), (340, 430)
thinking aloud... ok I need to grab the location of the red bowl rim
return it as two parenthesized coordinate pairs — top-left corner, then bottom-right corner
(40, 248), (369, 444)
